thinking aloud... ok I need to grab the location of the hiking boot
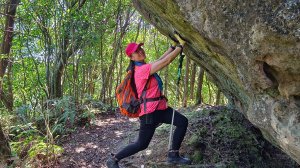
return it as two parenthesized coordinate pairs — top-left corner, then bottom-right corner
(167, 150), (191, 165)
(106, 153), (120, 168)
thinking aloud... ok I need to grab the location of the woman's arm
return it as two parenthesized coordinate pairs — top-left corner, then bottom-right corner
(150, 46), (182, 75)
(157, 39), (178, 61)
(156, 47), (174, 61)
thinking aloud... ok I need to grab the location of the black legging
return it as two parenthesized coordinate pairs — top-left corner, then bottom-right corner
(115, 107), (188, 160)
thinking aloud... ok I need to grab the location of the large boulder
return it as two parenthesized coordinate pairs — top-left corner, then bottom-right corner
(133, 0), (300, 164)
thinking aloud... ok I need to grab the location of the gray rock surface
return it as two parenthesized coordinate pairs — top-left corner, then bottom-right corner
(133, 0), (300, 164)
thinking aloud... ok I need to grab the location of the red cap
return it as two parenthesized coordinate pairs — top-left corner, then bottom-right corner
(125, 42), (144, 57)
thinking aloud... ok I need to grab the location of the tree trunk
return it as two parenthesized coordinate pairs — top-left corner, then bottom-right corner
(190, 61), (196, 100)
(117, 51), (123, 86)
(90, 66), (96, 95)
(108, 68), (115, 106)
(7, 60), (13, 107)
(216, 89), (221, 105)
(0, 0), (20, 111)
(153, 30), (160, 59)
(183, 57), (190, 107)
(0, 123), (11, 165)
(99, 30), (106, 100)
(195, 67), (204, 105)
(50, 46), (69, 98)
(207, 76), (212, 104)
(164, 65), (168, 97)
(134, 17), (143, 42)
(82, 66), (86, 95)
(74, 56), (80, 102)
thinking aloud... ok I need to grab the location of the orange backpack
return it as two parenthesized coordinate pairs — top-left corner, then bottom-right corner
(116, 66), (166, 118)
(115, 69), (143, 118)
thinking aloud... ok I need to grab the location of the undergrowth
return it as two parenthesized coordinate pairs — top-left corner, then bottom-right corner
(2, 95), (110, 167)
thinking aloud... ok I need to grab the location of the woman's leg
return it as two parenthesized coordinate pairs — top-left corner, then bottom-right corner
(114, 115), (157, 160)
(158, 107), (191, 165)
(160, 107), (188, 150)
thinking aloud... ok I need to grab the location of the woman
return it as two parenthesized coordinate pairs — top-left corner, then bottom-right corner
(107, 34), (191, 168)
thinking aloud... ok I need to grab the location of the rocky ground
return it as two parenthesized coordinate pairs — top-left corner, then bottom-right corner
(56, 105), (300, 168)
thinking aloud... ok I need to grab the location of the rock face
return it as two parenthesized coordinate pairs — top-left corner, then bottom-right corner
(133, 0), (300, 164)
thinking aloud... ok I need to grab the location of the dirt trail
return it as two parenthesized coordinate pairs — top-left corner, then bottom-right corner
(56, 113), (139, 168)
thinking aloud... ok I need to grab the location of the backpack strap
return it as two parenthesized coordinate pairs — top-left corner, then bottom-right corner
(140, 76), (167, 124)
(140, 77), (167, 110)
(141, 78), (151, 113)
(141, 78), (151, 124)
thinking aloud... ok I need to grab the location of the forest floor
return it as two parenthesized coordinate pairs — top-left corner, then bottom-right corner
(55, 105), (299, 168)
(55, 111), (139, 168)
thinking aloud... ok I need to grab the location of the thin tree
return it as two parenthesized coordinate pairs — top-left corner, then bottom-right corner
(190, 61), (196, 100)
(0, 0), (20, 111)
(207, 75), (212, 104)
(183, 57), (190, 107)
(134, 17), (142, 42)
(164, 65), (169, 97)
(195, 67), (204, 105)
(216, 89), (221, 105)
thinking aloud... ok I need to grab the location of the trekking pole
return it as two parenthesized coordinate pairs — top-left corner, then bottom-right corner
(168, 48), (185, 151)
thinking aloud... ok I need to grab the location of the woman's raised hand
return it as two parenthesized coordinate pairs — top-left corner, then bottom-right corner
(171, 40), (178, 48)
(174, 33), (186, 46)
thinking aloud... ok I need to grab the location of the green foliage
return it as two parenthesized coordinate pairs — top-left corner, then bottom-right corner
(213, 112), (246, 139)
(42, 96), (77, 135)
(0, 108), (15, 128)
(187, 135), (200, 147)
(50, 123), (67, 136)
(9, 123), (38, 140)
(12, 57), (47, 108)
(9, 120), (63, 166)
(192, 150), (203, 163)
(15, 104), (33, 123)
(10, 133), (41, 158)
(10, 134), (63, 164)
(79, 110), (95, 123)
(54, 96), (76, 125)
(28, 142), (63, 160)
